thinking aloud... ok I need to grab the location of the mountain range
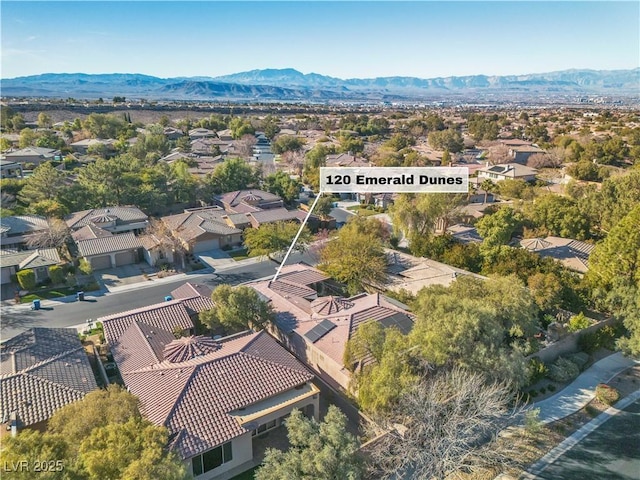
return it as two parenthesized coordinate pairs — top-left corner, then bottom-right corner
(2, 68), (638, 102)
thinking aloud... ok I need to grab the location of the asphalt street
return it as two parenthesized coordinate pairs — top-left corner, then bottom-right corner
(537, 399), (640, 480)
(0, 252), (314, 341)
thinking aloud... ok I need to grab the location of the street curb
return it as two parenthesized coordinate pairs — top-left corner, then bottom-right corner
(522, 388), (640, 479)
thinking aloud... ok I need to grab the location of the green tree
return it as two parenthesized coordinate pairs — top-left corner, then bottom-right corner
(0, 430), (71, 480)
(256, 406), (362, 480)
(243, 221), (312, 258)
(388, 193), (466, 256)
(409, 276), (538, 387)
(476, 206), (522, 252)
(567, 312), (591, 332)
(271, 135), (305, 154)
(37, 112), (53, 129)
(17, 269), (36, 290)
(314, 195), (334, 219)
(527, 272), (564, 313)
(524, 194), (591, 240)
(318, 217), (388, 295)
(0, 137), (12, 151)
(263, 171), (301, 204)
(77, 417), (188, 480)
(228, 117), (255, 139)
(18, 128), (37, 148)
(441, 149), (451, 165)
(200, 284), (274, 333)
(48, 265), (65, 285)
(48, 385), (141, 449)
(205, 158), (260, 194)
(427, 129), (464, 153)
(18, 162), (68, 207)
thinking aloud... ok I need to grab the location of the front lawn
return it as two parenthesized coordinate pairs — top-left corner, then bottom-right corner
(20, 282), (101, 303)
(346, 205), (379, 217)
(228, 248), (250, 261)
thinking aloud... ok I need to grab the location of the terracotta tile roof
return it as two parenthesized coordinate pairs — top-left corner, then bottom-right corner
(0, 328), (98, 428)
(111, 326), (313, 460)
(163, 209), (241, 244)
(170, 282), (213, 300)
(100, 300), (195, 346)
(76, 232), (142, 257)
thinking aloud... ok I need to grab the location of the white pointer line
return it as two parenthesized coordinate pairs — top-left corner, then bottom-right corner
(272, 193), (322, 282)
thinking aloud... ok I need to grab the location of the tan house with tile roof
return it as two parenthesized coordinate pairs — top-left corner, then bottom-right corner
(100, 295), (318, 480)
(249, 264), (414, 391)
(0, 328), (98, 436)
(65, 206), (148, 234)
(520, 236), (595, 274)
(0, 248), (62, 285)
(161, 207), (243, 253)
(0, 215), (50, 249)
(76, 232), (143, 270)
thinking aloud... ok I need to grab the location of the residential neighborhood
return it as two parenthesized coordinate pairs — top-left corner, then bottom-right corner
(1, 2), (639, 478)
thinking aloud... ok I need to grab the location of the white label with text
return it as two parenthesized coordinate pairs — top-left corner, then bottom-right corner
(320, 167), (469, 193)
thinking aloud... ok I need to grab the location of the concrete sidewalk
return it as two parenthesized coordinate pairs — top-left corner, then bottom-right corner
(533, 352), (639, 424)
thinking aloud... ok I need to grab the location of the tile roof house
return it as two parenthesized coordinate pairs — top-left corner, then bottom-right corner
(161, 207), (243, 254)
(76, 232), (143, 271)
(520, 236), (595, 274)
(1, 248), (62, 285)
(446, 224), (483, 244)
(325, 153), (370, 168)
(477, 163), (538, 182)
(0, 215), (50, 250)
(69, 138), (116, 155)
(65, 206), (148, 234)
(0, 159), (23, 179)
(0, 328), (98, 436)
(383, 249), (485, 295)
(188, 128), (217, 139)
(1, 147), (60, 166)
(214, 190), (284, 213)
(249, 264), (414, 391)
(100, 298), (318, 480)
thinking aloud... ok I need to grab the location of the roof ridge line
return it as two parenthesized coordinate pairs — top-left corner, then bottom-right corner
(8, 346), (84, 377)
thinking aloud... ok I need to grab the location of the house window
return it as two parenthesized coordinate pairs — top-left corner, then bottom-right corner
(252, 419), (278, 437)
(191, 441), (233, 476)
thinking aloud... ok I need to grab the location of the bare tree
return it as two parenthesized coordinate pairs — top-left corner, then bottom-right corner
(237, 134), (258, 157)
(281, 150), (305, 176)
(142, 218), (188, 270)
(487, 144), (511, 165)
(546, 146), (567, 168)
(368, 367), (525, 480)
(26, 218), (71, 249)
(527, 153), (553, 169)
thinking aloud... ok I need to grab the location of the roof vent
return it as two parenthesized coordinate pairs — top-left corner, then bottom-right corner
(310, 296), (354, 315)
(163, 336), (221, 363)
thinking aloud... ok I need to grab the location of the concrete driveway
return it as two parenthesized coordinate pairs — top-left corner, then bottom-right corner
(98, 263), (158, 291)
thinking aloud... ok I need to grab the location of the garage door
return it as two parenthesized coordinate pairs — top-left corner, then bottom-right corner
(115, 250), (136, 267)
(1, 267), (12, 285)
(192, 238), (220, 253)
(90, 255), (112, 270)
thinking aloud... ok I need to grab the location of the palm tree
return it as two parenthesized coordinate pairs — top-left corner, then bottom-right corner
(480, 179), (495, 204)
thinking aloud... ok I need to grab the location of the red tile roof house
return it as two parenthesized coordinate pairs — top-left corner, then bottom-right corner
(249, 264), (414, 392)
(0, 328), (98, 437)
(214, 190), (284, 213)
(99, 284), (319, 480)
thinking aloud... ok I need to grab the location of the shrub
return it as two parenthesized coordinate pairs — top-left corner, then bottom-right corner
(528, 389), (538, 398)
(539, 387), (547, 394)
(17, 269), (36, 291)
(78, 258), (93, 275)
(597, 324), (623, 351)
(567, 312), (592, 332)
(48, 265), (65, 285)
(548, 357), (580, 383)
(548, 384), (557, 392)
(595, 384), (619, 406)
(567, 352), (590, 370)
(578, 331), (600, 354)
(527, 357), (548, 385)
(524, 408), (543, 436)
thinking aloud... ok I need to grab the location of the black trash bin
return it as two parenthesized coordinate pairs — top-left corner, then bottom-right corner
(77, 291), (85, 301)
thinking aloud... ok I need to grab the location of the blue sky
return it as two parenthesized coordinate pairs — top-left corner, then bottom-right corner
(1, 1), (638, 79)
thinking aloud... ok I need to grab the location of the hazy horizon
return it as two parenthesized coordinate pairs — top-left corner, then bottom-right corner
(2, 1), (638, 80)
